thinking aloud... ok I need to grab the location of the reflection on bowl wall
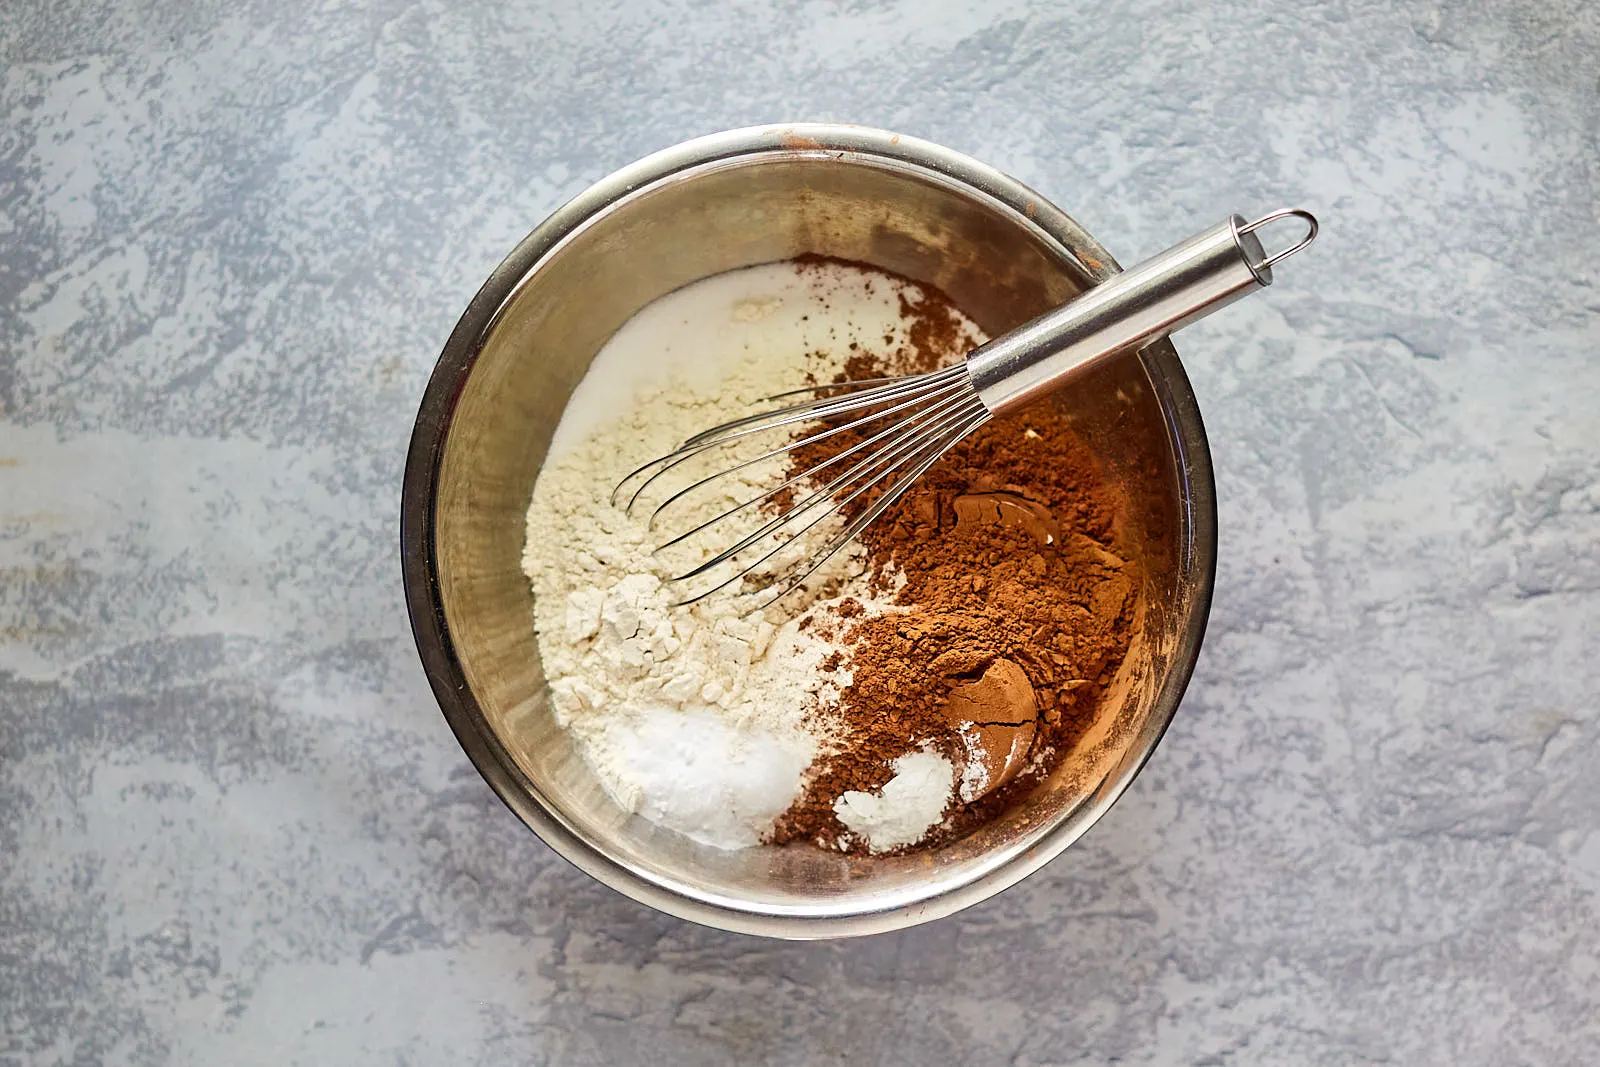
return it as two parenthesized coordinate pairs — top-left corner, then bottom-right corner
(400, 124), (1216, 938)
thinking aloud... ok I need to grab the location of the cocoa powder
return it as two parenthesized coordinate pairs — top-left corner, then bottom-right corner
(769, 262), (1141, 852)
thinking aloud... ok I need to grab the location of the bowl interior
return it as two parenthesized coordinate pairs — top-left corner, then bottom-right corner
(424, 147), (1207, 927)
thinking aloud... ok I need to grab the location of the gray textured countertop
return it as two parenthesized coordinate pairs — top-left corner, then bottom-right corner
(4, 1), (1598, 1063)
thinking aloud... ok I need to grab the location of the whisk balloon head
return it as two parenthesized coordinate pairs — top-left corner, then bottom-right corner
(612, 363), (989, 608)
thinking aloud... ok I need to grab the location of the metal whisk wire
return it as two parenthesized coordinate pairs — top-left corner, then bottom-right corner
(652, 382), (976, 555)
(670, 395), (990, 607)
(612, 364), (988, 606)
(614, 208), (1320, 610)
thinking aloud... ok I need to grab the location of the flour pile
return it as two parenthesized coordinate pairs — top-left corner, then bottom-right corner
(523, 264), (913, 849)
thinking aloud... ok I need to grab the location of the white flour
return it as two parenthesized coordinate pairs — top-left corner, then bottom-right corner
(523, 262), (920, 849)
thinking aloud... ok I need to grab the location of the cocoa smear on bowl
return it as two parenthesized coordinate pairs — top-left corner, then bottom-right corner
(769, 260), (1141, 853)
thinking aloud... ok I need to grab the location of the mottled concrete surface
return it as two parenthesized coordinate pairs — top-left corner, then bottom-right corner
(2, 0), (1597, 1062)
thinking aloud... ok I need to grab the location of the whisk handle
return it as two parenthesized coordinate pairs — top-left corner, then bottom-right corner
(965, 209), (1317, 416)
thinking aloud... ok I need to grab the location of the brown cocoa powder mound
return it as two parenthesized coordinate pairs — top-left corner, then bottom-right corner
(768, 268), (1140, 853)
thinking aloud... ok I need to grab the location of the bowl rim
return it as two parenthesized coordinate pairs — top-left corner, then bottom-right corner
(400, 122), (1218, 938)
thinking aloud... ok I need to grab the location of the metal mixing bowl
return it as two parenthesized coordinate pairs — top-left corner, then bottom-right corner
(401, 124), (1216, 938)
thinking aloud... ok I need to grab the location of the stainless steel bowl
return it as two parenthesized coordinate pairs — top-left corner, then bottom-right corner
(401, 124), (1216, 938)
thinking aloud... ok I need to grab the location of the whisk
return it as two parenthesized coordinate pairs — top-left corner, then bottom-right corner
(615, 208), (1318, 607)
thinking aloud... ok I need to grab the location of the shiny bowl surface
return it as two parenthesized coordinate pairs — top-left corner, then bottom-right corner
(401, 124), (1216, 938)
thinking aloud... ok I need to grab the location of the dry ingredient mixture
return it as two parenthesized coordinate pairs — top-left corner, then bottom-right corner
(524, 259), (1140, 855)
(524, 263), (896, 850)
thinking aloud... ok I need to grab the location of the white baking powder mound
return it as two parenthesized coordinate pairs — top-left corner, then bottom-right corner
(524, 260), (923, 850)
(833, 749), (956, 851)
